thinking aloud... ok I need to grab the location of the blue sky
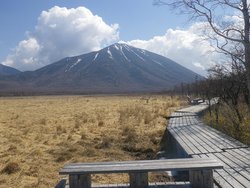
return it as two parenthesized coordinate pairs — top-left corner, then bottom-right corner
(0, 0), (216, 75)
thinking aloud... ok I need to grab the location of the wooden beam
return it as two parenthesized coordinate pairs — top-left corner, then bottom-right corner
(189, 169), (213, 188)
(69, 175), (79, 188)
(129, 172), (148, 188)
(69, 174), (91, 188)
(79, 174), (91, 188)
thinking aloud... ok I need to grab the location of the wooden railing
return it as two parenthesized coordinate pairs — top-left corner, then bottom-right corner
(57, 158), (222, 188)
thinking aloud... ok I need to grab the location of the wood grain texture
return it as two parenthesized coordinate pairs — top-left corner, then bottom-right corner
(59, 158), (222, 175)
(168, 102), (250, 188)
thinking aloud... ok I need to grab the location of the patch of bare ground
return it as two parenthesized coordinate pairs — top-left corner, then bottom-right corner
(0, 95), (183, 187)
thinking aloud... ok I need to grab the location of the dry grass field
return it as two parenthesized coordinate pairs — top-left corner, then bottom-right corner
(203, 103), (250, 145)
(0, 95), (183, 188)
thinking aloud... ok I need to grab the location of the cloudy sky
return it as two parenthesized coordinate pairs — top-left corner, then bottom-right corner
(0, 0), (219, 75)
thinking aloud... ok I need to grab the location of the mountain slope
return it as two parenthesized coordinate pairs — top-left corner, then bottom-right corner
(0, 43), (202, 94)
(0, 64), (20, 75)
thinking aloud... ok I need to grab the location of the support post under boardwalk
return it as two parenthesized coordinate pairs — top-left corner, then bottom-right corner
(129, 172), (148, 188)
(189, 169), (214, 188)
(69, 174), (91, 188)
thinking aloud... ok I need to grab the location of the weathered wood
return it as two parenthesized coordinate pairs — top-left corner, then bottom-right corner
(129, 172), (148, 188)
(68, 174), (91, 188)
(60, 158), (222, 175)
(168, 102), (250, 188)
(65, 182), (192, 188)
(59, 158), (222, 188)
(69, 175), (79, 188)
(79, 174), (91, 188)
(91, 182), (191, 188)
(189, 169), (213, 188)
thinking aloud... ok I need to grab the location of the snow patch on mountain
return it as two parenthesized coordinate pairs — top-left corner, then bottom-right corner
(139, 49), (147, 55)
(131, 50), (145, 62)
(114, 44), (120, 51)
(119, 46), (130, 62)
(107, 47), (113, 59)
(65, 58), (82, 72)
(122, 45), (145, 62)
(93, 53), (99, 62)
(153, 60), (164, 67)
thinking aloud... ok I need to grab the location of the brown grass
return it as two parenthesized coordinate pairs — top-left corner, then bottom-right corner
(203, 103), (250, 145)
(0, 95), (182, 187)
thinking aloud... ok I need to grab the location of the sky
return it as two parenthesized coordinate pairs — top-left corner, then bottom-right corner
(0, 0), (219, 75)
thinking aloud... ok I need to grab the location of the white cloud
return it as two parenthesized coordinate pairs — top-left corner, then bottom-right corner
(2, 6), (119, 71)
(126, 22), (219, 76)
(2, 6), (223, 75)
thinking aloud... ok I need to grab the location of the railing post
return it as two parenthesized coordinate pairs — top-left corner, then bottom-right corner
(129, 172), (148, 188)
(189, 169), (214, 188)
(69, 174), (91, 188)
(69, 175), (79, 188)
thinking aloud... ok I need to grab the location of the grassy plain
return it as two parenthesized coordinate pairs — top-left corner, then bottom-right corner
(0, 95), (183, 188)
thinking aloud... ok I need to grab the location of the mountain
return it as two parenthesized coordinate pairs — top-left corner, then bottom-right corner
(0, 43), (202, 94)
(0, 64), (20, 75)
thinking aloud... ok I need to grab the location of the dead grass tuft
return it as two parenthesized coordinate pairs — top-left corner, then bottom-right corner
(203, 102), (250, 144)
(1, 162), (21, 174)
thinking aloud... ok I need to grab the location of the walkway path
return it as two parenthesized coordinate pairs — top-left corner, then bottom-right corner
(168, 103), (250, 188)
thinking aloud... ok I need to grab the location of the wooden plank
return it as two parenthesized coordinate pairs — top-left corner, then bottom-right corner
(177, 129), (206, 154)
(190, 122), (233, 148)
(91, 182), (191, 188)
(62, 158), (219, 168)
(129, 172), (148, 188)
(60, 158), (222, 175)
(192, 144), (250, 187)
(223, 150), (250, 172)
(171, 125), (202, 154)
(79, 174), (91, 188)
(168, 128), (196, 155)
(226, 149), (250, 166)
(192, 123), (241, 151)
(197, 154), (243, 188)
(178, 121), (213, 154)
(186, 125), (222, 153)
(92, 183), (129, 188)
(69, 175), (79, 188)
(207, 154), (247, 188)
(152, 182), (191, 188)
(213, 152), (250, 187)
(214, 169), (245, 188)
(198, 123), (247, 149)
(198, 151), (250, 187)
(176, 105), (208, 114)
(213, 170), (234, 188)
(168, 103), (250, 188)
(189, 169), (213, 188)
(239, 148), (250, 155)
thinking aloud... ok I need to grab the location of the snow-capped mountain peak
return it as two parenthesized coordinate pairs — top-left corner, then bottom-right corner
(0, 43), (202, 94)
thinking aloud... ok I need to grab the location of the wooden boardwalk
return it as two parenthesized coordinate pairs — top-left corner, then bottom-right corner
(168, 103), (250, 188)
